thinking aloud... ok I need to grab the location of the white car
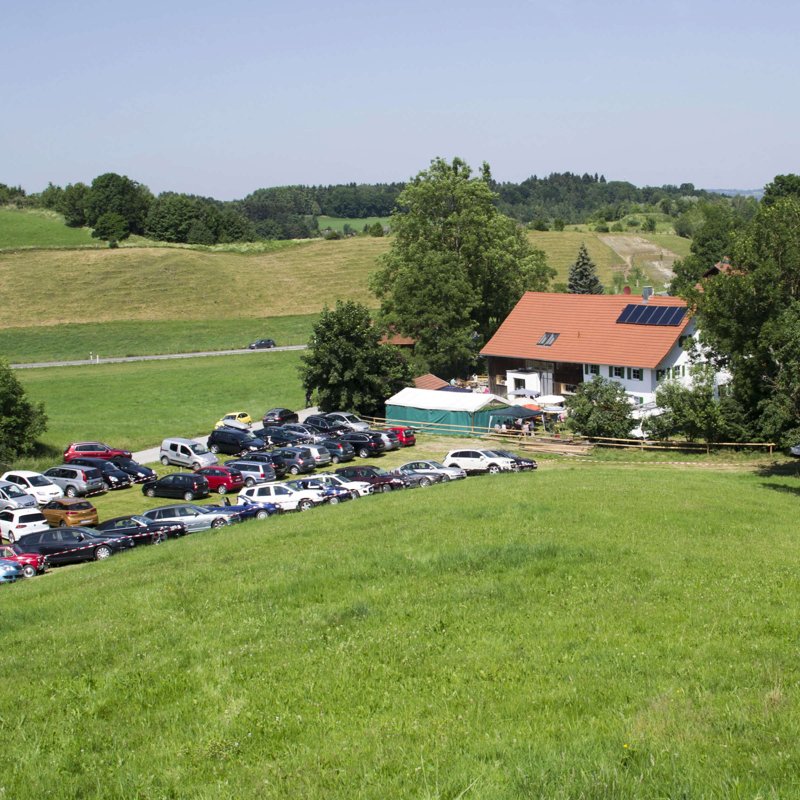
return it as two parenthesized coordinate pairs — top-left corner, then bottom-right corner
(442, 449), (516, 474)
(0, 508), (50, 543)
(239, 483), (325, 512)
(309, 473), (373, 498)
(399, 460), (467, 481)
(0, 480), (39, 511)
(2, 470), (64, 504)
(325, 412), (370, 432)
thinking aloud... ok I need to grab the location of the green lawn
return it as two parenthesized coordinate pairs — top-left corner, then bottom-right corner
(643, 233), (693, 259)
(318, 215), (390, 233)
(0, 207), (99, 249)
(2, 314), (318, 364)
(1, 461), (798, 798)
(527, 230), (624, 285)
(16, 351), (306, 461)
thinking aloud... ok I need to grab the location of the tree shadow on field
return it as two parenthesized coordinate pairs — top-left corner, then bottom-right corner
(755, 460), (800, 479)
(760, 482), (800, 498)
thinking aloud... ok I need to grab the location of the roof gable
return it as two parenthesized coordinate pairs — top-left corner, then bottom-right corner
(481, 292), (691, 369)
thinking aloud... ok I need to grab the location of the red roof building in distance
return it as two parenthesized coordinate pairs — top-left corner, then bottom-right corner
(414, 373), (449, 391)
(480, 291), (698, 405)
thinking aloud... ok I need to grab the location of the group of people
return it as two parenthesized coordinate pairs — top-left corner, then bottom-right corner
(494, 418), (532, 436)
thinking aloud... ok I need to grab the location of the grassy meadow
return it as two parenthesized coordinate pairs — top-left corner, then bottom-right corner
(1, 314), (317, 364)
(1, 460), (799, 798)
(16, 351), (306, 460)
(528, 231), (624, 284)
(0, 207), (99, 249)
(318, 215), (390, 233)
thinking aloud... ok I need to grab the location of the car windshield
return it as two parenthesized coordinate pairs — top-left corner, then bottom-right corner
(20, 513), (46, 523)
(130, 515), (148, 525)
(285, 481), (304, 491)
(69, 502), (93, 510)
(343, 414), (360, 423)
(190, 444), (209, 455)
(28, 476), (52, 487)
(115, 459), (134, 468)
(5, 485), (28, 498)
(427, 461), (446, 469)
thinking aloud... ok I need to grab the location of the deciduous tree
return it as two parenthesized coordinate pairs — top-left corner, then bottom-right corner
(300, 301), (412, 416)
(0, 360), (47, 465)
(565, 376), (633, 438)
(371, 157), (554, 376)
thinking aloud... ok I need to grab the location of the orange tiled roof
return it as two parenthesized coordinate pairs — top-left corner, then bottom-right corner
(481, 292), (690, 369)
(414, 373), (449, 390)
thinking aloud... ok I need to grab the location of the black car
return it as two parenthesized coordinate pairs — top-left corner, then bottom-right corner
(142, 473), (210, 501)
(227, 451), (287, 478)
(207, 427), (267, 456)
(487, 449), (538, 471)
(95, 513), (187, 543)
(335, 465), (405, 492)
(249, 338), (275, 350)
(15, 527), (134, 565)
(258, 425), (311, 447)
(321, 438), (355, 464)
(109, 457), (157, 483)
(68, 457), (132, 490)
(338, 431), (387, 459)
(261, 407), (299, 426)
(270, 447), (316, 475)
(303, 414), (349, 436)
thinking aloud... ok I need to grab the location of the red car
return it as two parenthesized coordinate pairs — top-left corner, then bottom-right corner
(0, 544), (47, 578)
(194, 465), (246, 495)
(387, 426), (416, 447)
(64, 442), (132, 462)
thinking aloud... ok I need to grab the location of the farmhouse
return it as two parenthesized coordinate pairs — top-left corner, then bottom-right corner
(481, 291), (699, 406)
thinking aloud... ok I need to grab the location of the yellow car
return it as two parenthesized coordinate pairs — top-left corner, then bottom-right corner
(214, 411), (253, 429)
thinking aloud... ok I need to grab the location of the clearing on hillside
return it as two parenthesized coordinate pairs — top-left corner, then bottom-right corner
(0, 207), (98, 249)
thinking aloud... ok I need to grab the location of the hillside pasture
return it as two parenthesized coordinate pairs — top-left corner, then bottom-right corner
(527, 230), (624, 285)
(0, 237), (388, 329)
(318, 215), (390, 233)
(0, 207), (98, 249)
(0, 461), (798, 798)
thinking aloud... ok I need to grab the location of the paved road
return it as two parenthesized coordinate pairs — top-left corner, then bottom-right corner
(11, 344), (307, 370)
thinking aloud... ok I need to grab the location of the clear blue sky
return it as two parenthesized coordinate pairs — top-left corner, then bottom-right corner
(3, 0), (797, 199)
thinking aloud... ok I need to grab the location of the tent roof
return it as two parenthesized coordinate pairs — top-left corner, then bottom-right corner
(386, 387), (510, 413)
(489, 405), (543, 419)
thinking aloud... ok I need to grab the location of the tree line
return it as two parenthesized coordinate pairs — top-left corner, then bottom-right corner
(2, 171), (737, 243)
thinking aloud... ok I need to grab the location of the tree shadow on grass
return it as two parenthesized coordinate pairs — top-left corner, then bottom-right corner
(760, 482), (800, 498)
(754, 460), (800, 479)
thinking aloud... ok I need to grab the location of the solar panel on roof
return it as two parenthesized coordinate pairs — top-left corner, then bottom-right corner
(648, 306), (670, 325)
(616, 302), (688, 326)
(667, 307), (687, 326)
(628, 304), (648, 324)
(616, 304), (636, 324)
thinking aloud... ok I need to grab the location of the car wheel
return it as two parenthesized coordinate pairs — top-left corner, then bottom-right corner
(328, 496), (339, 505)
(209, 444), (220, 454)
(94, 545), (112, 561)
(440, 474), (451, 482)
(488, 464), (500, 474)
(183, 491), (194, 501)
(298, 499), (313, 511)
(211, 518), (225, 529)
(160, 456), (170, 466)
(256, 510), (269, 520)
(358, 447), (370, 458)
(58, 519), (68, 527)
(6, 532), (15, 544)
(146, 487), (156, 498)
(245, 477), (255, 487)
(22, 564), (37, 579)
(330, 455), (339, 464)
(289, 466), (300, 475)
(419, 477), (431, 487)
(218, 485), (227, 495)
(65, 485), (78, 498)
(380, 483), (392, 493)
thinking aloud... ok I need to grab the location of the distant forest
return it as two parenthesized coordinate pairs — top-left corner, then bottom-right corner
(1, 171), (739, 243)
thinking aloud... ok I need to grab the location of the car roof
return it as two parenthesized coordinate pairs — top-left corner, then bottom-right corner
(2, 470), (44, 478)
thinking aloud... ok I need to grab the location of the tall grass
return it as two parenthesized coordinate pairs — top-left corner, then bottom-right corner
(0, 207), (98, 249)
(0, 463), (798, 798)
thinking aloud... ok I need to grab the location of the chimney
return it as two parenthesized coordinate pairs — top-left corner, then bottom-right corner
(642, 286), (654, 302)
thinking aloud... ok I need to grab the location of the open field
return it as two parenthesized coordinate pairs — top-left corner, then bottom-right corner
(644, 233), (693, 259)
(527, 231), (624, 285)
(1, 314), (317, 364)
(0, 207), (98, 249)
(1, 459), (799, 798)
(318, 215), (390, 233)
(0, 237), (388, 328)
(16, 351), (305, 461)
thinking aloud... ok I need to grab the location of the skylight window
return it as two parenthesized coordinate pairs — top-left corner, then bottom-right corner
(537, 332), (559, 346)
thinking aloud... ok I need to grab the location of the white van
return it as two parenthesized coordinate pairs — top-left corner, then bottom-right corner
(160, 438), (218, 469)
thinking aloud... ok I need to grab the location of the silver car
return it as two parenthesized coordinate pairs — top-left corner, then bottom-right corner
(160, 438), (218, 469)
(399, 460), (467, 481)
(142, 504), (236, 532)
(42, 465), (107, 497)
(325, 412), (370, 431)
(0, 480), (39, 510)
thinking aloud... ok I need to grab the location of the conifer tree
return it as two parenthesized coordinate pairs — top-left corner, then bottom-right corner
(568, 244), (604, 294)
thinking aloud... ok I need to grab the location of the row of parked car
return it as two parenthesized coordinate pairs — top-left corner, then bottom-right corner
(0, 409), (537, 583)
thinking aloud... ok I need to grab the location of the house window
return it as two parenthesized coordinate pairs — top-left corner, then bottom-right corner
(537, 332), (559, 346)
(631, 368), (643, 381)
(656, 369), (666, 382)
(586, 364), (599, 376)
(612, 366), (624, 379)
(672, 365), (683, 378)
(514, 378), (525, 390)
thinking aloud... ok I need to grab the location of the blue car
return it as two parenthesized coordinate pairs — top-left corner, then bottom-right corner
(0, 558), (24, 584)
(206, 501), (279, 521)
